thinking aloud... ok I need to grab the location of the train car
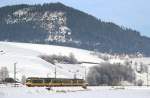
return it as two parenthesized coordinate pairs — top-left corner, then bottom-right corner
(25, 77), (88, 89)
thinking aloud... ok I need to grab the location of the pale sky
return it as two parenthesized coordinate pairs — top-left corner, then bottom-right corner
(0, 0), (150, 37)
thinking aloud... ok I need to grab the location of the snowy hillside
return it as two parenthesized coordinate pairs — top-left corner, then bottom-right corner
(1, 41), (149, 85)
(0, 42), (104, 80)
(5, 42), (103, 63)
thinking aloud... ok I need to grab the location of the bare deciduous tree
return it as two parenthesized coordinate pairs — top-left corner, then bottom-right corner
(0, 67), (9, 82)
(21, 75), (26, 85)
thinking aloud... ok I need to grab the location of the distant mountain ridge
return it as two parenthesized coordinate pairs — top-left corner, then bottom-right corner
(0, 3), (150, 56)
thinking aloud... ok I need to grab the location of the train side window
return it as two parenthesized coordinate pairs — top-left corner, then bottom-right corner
(52, 80), (57, 83)
(78, 80), (83, 83)
(32, 79), (43, 83)
(52, 79), (62, 83)
(44, 79), (51, 83)
(73, 80), (77, 83)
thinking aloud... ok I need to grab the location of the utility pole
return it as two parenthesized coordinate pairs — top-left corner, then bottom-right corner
(147, 72), (149, 87)
(73, 70), (79, 79)
(53, 60), (57, 79)
(85, 66), (87, 81)
(147, 66), (149, 87)
(14, 62), (17, 81)
(54, 64), (56, 79)
(14, 62), (17, 86)
(74, 72), (76, 79)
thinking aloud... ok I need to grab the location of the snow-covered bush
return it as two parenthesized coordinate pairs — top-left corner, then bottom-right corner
(39, 53), (78, 64)
(21, 75), (26, 85)
(0, 67), (9, 82)
(136, 79), (144, 86)
(87, 63), (135, 86)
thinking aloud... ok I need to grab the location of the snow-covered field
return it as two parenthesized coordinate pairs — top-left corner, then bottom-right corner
(0, 86), (150, 98)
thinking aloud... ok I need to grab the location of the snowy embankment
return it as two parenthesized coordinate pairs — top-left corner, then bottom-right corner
(0, 86), (150, 98)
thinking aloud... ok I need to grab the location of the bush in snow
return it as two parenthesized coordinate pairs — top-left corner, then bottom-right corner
(68, 53), (78, 64)
(136, 79), (143, 86)
(0, 67), (9, 82)
(21, 75), (26, 85)
(87, 63), (135, 86)
(3, 78), (16, 83)
(135, 63), (148, 74)
(39, 53), (78, 64)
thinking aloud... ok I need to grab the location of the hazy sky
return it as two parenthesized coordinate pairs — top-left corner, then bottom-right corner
(0, 0), (150, 37)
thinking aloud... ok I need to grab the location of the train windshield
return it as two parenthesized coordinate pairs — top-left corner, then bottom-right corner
(26, 79), (31, 83)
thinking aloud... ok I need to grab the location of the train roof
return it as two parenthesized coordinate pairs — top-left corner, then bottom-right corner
(27, 77), (84, 80)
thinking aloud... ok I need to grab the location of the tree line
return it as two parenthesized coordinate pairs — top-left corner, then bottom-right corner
(87, 63), (136, 86)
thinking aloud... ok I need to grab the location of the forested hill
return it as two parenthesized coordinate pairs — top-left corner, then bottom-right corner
(0, 3), (150, 56)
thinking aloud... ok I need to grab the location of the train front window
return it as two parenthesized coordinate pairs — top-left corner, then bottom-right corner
(26, 79), (31, 83)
